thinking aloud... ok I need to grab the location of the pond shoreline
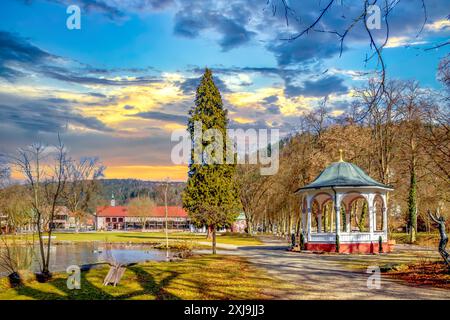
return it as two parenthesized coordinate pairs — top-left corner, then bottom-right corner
(0, 242), (185, 278)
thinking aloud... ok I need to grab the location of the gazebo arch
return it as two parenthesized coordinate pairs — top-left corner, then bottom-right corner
(295, 151), (394, 254)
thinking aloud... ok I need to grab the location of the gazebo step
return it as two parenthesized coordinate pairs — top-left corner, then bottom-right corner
(305, 242), (392, 254)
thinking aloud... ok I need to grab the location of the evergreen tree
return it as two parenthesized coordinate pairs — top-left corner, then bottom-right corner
(182, 68), (240, 254)
(408, 168), (417, 243)
(358, 201), (368, 232)
(341, 206), (346, 231)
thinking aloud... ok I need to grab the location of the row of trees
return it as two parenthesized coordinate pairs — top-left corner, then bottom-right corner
(237, 57), (449, 243)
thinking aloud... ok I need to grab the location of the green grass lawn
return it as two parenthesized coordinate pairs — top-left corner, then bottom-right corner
(0, 255), (294, 300)
(2, 231), (262, 247)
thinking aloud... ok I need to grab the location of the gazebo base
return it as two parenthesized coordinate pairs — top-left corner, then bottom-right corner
(305, 242), (392, 254)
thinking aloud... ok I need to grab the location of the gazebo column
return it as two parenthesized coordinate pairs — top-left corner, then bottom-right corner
(334, 193), (342, 235)
(301, 197), (307, 236)
(345, 206), (350, 232)
(306, 194), (313, 242)
(382, 194), (388, 239)
(367, 194), (375, 239)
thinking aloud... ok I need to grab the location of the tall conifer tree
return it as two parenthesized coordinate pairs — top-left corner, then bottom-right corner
(182, 68), (240, 254)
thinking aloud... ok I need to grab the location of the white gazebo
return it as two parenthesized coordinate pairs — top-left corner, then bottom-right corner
(295, 151), (394, 253)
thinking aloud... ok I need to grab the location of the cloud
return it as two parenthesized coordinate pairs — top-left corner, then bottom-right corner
(0, 101), (112, 133)
(173, 0), (256, 51)
(266, 104), (281, 114)
(123, 105), (135, 110)
(425, 19), (450, 32)
(285, 75), (348, 97)
(263, 95), (279, 104)
(215, 16), (256, 51)
(178, 75), (230, 94)
(128, 111), (188, 124)
(41, 66), (161, 86)
(22, 0), (175, 20)
(0, 31), (57, 80)
(268, 36), (343, 67)
(384, 36), (427, 48)
(0, 31), (163, 87)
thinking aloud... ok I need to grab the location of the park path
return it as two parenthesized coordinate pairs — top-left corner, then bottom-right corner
(225, 237), (450, 299)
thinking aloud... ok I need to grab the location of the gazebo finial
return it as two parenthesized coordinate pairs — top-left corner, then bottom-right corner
(339, 149), (344, 162)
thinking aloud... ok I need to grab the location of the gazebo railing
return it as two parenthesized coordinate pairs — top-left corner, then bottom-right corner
(309, 231), (387, 243)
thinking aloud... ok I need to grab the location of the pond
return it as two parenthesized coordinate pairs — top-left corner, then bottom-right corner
(0, 243), (171, 277)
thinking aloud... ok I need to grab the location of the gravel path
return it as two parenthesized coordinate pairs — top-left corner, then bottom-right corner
(222, 237), (450, 300)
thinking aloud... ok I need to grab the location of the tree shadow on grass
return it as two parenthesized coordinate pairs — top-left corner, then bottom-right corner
(12, 265), (181, 300)
(124, 266), (180, 300)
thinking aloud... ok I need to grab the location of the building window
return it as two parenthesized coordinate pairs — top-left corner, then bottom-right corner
(112, 218), (117, 222)
(118, 218), (123, 222)
(106, 218), (110, 223)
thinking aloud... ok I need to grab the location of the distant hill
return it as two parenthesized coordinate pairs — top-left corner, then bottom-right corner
(98, 179), (186, 206)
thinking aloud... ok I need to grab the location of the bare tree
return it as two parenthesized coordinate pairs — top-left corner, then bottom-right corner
(419, 56), (450, 182)
(236, 164), (273, 234)
(62, 157), (105, 232)
(0, 156), (10, 188)
(128, 196), (156, 231)
(356, 79), (403, 184)
(0, 185), (33, 234)
(395, 82), (429, 243)
(301, 98), (333, 142)
(12, 137), (68, 281)
(420, 104), (450, 182)
(438, 55), (450, 91)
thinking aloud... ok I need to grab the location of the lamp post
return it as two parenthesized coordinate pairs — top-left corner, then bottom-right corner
(164, 177), (170, 261)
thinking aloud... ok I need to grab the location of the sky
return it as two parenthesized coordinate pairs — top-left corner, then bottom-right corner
(0, 0), (449, 181)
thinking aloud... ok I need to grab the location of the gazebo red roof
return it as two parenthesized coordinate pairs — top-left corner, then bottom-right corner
(96, 206), (187, 218)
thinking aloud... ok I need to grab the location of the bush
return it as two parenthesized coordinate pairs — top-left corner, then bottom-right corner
(299, 233), (305, 250)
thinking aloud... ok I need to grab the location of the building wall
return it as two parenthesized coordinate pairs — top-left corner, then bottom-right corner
(96, 216), (191, 231)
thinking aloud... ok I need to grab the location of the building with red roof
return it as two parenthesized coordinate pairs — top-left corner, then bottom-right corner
(96, 195), (190, 231)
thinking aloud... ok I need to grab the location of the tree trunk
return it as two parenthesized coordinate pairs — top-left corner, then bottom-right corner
(246, 218), (252, 234)
(408, 166), (417, 243)
(212, 226), (216, 255)
(296, 214), (301, 236)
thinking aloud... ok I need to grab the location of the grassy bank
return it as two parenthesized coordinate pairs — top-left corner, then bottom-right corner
(2, 231), (262, 247)
(0, 255), (293, 300)
(391, 232), (440, 247)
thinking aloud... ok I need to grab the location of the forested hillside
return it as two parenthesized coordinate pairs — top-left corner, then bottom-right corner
(97, 179), (186, 206)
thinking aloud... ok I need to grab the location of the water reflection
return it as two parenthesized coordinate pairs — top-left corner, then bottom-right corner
(0, 243), (170, 276)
